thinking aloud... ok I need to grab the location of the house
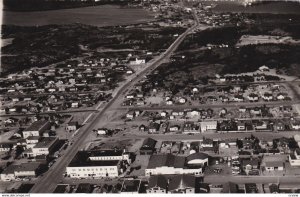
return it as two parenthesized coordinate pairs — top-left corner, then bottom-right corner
(147, 175), (168, 193)
(277, 93), (286, 100)
(241, 159), (259, 174)
(71, 102), (79, 108)
(183, 122), (199, 134)
(0, 165), (16, 181)
(22, 120), (51, 139)
(166, 100), (173, 105)
(233, 95), (244, 102)
(0, 143), (13, 152)
(200, 121), (217, 132)
(126, 111), (135, 120)
(66, 121), (79, 132)
(250, 107), (261, 115)
(178, 98), (186, 104)
(262, 155), (285, 172)
(168, 175), (195, 193)
(189, 110), (201, 117)
(160, 111), (167, 117)
(262, 92), (273, 101)
(254, 121), (268, 130)
(129, 58), (146, 65)
(237, 121), (246, 131)
(149, 122), (160, 134)
(248, 93), (259, 102)
(239, 107), (247, 113)
(121, 179), (141, 194)
(186, 152), (209, 167)
(169, 125), (180, 132)
(97, 128), (107, 135)
(140, 138), (157, 155)
(66, 151), (121, 178)
(289, 148), (300, 167)
(259, 65), (270, 72)
(139, 125), (148, 132)
(201, 138), (214, 148)
(264, 161), (284, 172)
(145, 154), (202, 176)
(291, 120), (300, 130)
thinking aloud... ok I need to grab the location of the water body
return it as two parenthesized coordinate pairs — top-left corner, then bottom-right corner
(2, 5), (154, 26)
(211, 1), (300, 14)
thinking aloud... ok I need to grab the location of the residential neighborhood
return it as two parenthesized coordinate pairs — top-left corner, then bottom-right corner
(1, 0), (300, 195)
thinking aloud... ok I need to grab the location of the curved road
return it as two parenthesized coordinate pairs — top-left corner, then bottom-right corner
(30, 13), (200, 193)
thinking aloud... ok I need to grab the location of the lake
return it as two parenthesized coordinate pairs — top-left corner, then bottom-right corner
(211, 1), (300, 14)
(2, 5), (154, 26)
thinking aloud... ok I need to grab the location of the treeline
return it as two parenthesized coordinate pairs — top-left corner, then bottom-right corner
(3, 0), (135, 12)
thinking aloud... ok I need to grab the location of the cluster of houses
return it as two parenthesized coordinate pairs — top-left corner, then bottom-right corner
(126, 107), (300, 134)
(0, 120), (64, 181)
(0, 53), (149, 114)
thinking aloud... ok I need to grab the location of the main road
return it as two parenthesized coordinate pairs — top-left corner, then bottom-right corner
(30, 11), (200, 193)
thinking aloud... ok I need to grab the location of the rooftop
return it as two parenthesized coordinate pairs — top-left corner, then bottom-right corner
(147, 154), (185, 169)
(14, 162), (41, 172)
(148, 175), (168, 190)
(89, 149), (124, 157)
(68, 151), (119, 167)
(33, 137), (58, 148)
(121, 179), (141, 193)
(24, 120), (50, 132)
(168, 174), (195, 191)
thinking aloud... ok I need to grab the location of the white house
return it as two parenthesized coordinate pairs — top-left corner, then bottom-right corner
(200, 121), (217, 132)
(289, 148), (300, 167)
(129, 58), (146, 65)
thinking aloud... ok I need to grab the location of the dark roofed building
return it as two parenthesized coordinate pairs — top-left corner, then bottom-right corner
(140, 138), (157, 155)
(168, 174), (195, 193)
(66, 151), (121, 178)
(23, 120), (51, 139)
(147, 175), (168, 193)
(121, 179), (142, 194)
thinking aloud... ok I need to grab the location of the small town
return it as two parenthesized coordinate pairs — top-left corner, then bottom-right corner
(1, 0), (300, 195)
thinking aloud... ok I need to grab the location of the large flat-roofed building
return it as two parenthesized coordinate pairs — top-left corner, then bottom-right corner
(145, 154), (202, 176)
(32, 137), (59, 157)
(88, 149), (131, 163)
(66, 151), (121, 178)
(0, 162), (41, 181)
(22, 120), (51, 139)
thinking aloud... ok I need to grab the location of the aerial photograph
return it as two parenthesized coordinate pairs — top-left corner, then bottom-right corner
(1, 0), (300, 194)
